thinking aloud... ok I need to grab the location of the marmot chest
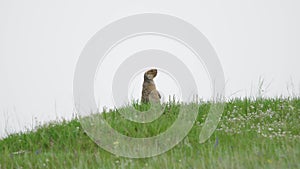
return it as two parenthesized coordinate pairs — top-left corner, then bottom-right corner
(142, 81), (156, 91)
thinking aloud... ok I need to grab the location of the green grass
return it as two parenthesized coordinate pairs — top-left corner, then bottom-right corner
(0, 98), (299, 169)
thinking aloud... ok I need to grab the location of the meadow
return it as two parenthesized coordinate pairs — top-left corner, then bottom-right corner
(0, 97), (299, 169)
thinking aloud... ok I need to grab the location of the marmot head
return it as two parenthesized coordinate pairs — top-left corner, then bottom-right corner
(144, 69), (157, 80)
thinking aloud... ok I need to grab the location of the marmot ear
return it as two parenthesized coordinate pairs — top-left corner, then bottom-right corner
(152, 69), (158, 77)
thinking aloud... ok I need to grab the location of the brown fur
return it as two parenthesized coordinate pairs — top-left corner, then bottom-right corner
(141, 69), (161, 103)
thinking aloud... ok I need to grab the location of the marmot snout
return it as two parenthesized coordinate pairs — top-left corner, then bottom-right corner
(141, 69), (161, 103)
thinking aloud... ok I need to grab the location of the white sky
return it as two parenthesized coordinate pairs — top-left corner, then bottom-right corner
(0, 0), (300, 138)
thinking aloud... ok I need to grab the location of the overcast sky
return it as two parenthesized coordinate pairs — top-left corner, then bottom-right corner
(0, 0), (300, 138)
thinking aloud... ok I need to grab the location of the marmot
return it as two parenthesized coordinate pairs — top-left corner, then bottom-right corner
(141, 69), (161, 103)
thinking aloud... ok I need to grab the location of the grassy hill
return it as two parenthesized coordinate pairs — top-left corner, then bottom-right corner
(1, 98), (299, 169)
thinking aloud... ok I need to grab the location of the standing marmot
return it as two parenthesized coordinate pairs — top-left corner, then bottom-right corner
(141, 69), (161, 103)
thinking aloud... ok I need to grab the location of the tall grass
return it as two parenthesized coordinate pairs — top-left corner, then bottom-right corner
(0, 97), (299, 169)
